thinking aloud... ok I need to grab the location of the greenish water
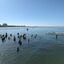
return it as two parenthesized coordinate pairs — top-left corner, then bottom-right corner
(0, 27), (64, 64)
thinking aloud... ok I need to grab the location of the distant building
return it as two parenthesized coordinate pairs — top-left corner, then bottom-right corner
(2, 23), (8, 27)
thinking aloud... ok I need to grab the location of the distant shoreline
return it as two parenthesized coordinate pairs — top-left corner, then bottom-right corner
(0, 25), (64, 28)
(1, 23), (64, 28)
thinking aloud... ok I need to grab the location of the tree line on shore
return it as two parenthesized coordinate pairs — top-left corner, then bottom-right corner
(0, 23), (26, 27)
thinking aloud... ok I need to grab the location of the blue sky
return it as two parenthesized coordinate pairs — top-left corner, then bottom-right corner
(0, 0), (64, 26)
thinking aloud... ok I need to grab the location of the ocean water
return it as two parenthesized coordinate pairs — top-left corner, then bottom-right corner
(0, 27), (64, 64)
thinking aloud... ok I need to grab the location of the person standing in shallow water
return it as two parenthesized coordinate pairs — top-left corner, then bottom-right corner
(1, 35), (6, 42)
(28, 39), (30, 44)
(5, 33), (7, 38)
(13, 36), (16, 42)
(23, 34), (26, 40)
(55, 34), (58, 40)
(18, 39), (22, 46)
(27, 28), (29, 31)
(17, 47), (20, 52)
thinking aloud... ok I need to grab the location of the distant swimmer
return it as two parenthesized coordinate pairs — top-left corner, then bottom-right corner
(10, 34), (12, 37)
(17, 33), (19, 35)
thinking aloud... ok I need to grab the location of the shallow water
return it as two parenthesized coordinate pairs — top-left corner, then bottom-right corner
(0, 27), (64, 64)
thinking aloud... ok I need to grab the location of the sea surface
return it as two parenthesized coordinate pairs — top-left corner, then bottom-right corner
(0, 27), (64, 64)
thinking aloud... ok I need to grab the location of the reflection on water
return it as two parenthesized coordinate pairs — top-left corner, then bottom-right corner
(0, 27), (64, 64)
